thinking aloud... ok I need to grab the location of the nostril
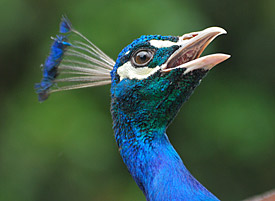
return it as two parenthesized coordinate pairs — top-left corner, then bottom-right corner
(182, 33), (198, 40)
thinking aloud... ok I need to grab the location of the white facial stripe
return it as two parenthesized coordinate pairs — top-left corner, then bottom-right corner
(117, 61), (160, 81)
(149, 39), (178, 48)
(124, 50), (130, 55)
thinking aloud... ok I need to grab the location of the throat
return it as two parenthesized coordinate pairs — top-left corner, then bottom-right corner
(113, 120), (219, 201)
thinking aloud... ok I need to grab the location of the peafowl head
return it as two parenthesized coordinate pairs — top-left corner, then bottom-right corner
(110, 29), (230, 131)
(35, 16), (229, 137)
(35, 15), (230, 144)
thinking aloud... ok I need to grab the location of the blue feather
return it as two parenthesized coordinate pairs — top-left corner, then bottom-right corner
(111, 67), (219, 200)
(35, 35), (70, 101)
(35, 17), (113, 102)
(60, 15), (72, 33)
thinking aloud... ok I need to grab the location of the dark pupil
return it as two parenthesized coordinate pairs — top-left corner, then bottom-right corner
(135, 51), (151, 64)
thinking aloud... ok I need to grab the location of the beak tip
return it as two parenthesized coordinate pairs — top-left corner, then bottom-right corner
(206, 53), (231, 70)
(204, 27), (227, 36)
(219, 27), (227, 35)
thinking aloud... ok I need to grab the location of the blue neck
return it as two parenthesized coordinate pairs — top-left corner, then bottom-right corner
(110, 69), (219, 200)
(112, 112), (219, 201)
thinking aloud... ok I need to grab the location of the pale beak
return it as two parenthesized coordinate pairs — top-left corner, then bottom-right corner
(162, 27), (230, 73)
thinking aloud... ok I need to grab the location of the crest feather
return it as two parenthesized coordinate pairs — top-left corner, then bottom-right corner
(35, 16), (114, 102)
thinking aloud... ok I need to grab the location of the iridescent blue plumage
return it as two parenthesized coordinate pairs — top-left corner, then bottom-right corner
(35, 35), (70, 101)
(36, 17), (230, 200)
(35, 16), (72, 101)
(111, 64), (219, 200)
(59, 16), (72, 33)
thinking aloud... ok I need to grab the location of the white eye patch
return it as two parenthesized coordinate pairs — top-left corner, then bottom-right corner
(149, 40), (178, 48)
(117, 61), (160, 81)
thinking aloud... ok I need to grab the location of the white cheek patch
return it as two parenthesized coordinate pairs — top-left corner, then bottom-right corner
(117, 61), (160, 81)
(150, 39), (178, 48)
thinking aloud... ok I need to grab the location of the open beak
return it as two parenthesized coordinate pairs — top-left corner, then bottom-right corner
(162, 27), (230, 74)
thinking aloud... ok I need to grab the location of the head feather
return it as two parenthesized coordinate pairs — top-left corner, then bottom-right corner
(35, 16), (114, 102)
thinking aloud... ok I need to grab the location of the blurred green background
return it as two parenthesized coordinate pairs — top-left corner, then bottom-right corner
(0, 0), (274, 200)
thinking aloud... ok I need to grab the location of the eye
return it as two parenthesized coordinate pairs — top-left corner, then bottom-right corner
(131, 49), (154, 67)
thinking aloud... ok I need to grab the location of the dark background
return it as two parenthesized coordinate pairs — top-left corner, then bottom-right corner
(0, 0), (274, 200)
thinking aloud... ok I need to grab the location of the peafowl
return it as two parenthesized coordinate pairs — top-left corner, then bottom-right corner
(36, 16), (230, 201)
